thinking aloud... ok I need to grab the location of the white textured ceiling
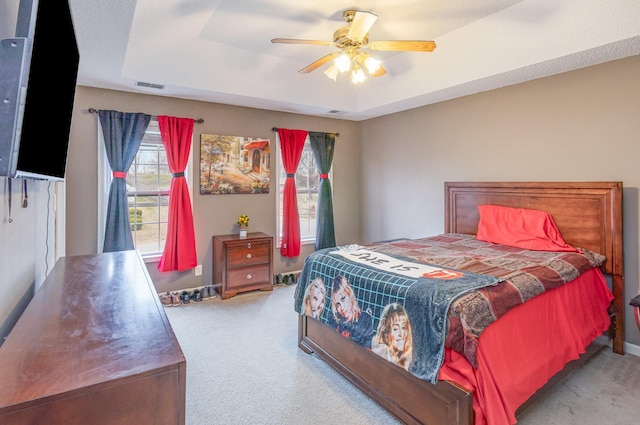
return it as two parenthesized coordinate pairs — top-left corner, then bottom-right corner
(68, 0), (640, 121)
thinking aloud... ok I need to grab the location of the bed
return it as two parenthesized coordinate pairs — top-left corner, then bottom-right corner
(294, 181), (624, 425)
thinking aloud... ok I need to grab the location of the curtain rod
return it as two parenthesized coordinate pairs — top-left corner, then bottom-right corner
(272, 127), (339, 137)
(87, 108), (204, 124)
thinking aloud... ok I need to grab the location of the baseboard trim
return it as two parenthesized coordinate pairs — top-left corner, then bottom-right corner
(0, 283), (35, 346)
(624, 341), (640, 357)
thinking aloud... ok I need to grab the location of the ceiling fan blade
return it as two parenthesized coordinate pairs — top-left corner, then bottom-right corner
(271, 38), (333, 47)
(348, 11), (378, 41)
(368, 40), (436, 52)
(299, 52), (339, 74)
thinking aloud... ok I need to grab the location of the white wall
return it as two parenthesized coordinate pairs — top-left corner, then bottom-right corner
(0, 178), (56, 341)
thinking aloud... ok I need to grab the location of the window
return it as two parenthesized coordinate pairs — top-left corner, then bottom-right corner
(99, 120), (184, 257)
(277, 136), (327, 244)
(126, 121), (170, 255)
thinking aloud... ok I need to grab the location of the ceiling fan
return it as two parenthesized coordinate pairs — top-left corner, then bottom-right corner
(271, 10), (436, 83)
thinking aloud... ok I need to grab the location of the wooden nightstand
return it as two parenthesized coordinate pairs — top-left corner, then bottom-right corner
(212, 232), (273, 300)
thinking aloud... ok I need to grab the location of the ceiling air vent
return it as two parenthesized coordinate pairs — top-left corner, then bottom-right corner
(136, 81), (165, 90)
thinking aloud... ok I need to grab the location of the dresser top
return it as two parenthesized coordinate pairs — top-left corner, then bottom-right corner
(0, 250), (185, 410)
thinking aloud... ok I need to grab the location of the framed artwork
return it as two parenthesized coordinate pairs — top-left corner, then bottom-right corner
(200, 134), (271, 195)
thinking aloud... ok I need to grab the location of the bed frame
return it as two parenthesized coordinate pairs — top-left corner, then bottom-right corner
(297, 181), (624, 425)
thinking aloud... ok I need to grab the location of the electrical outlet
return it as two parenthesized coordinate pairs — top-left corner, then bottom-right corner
(195, 265), (203, 276)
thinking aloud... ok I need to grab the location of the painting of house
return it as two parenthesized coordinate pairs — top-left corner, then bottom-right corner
(200, 134), (270, 195)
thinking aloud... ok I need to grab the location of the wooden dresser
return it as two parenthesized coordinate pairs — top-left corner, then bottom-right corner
(0, 251), (186, 425)
(213, 232), (273, 300)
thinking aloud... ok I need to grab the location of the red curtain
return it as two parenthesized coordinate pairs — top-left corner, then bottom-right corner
(278, 128), (308, 257)
(157, 116), (197, 272)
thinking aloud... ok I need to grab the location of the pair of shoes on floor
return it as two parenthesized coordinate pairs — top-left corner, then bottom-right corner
(273, 273), (297, 285)
(200, 286), (209, 301)
(201, 285), (217, 300)
(160, 291), (184, 307)
(181, 290), (191, 304)
(282, 274), (297, 285)
(192, 289), (203, 302)
(160, 291), (172, 307)
(161, 286), (218, 307)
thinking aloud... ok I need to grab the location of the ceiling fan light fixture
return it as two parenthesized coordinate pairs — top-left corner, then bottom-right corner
(326, 50), (383, 83)
(351, 67), (367, 84)
(324, 64), (339, 81)
(335, 52), (351, 73)
(364, 55), (382, 74)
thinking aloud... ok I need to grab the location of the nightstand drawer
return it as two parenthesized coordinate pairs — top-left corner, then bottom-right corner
(227, 243), (270, 268)
(227, 265), (271, 290)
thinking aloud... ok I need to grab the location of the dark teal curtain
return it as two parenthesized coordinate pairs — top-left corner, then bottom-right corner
(309, 132), (336, 250)
(98, 110), (151, 252)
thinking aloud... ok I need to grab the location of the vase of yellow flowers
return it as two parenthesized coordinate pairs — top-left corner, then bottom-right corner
(237, 214), (249, 238)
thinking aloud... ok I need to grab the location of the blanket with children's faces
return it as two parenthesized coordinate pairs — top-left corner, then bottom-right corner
(295, 242), (500, 384)
(294, 233), (606, 384)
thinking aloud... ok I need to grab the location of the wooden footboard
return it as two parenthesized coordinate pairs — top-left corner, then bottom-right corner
(299, 306), (608, 425)
(298, 315), (473, 425)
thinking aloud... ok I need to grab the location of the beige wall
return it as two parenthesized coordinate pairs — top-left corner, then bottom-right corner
(66, 88), (361, 293)
(361, 54), (640, 346)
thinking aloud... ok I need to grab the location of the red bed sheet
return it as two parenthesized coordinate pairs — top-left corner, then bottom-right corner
(438, 267), (613, 425)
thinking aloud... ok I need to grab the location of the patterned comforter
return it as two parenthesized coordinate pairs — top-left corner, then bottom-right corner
(294, 243), (500, 383)
(368, 233), (606, 368)
(295, 233), (606, 383)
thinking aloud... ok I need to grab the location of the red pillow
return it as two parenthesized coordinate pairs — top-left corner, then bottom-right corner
(476, 204), (579, 252)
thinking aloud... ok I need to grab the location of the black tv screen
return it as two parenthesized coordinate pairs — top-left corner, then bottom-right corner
(0, 0), (79, 181)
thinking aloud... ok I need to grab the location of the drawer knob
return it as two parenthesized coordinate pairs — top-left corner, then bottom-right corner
(247, 243), (252, 248)
(246, 253), (252, 259)
(246, 274), (252, 280)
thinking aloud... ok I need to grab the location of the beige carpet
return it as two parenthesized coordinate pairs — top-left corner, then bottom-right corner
(164, 284), (640, 425)
(516, 345), (640, 425)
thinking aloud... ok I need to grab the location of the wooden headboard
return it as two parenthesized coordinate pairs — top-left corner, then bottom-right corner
(444, 181), (624, 354)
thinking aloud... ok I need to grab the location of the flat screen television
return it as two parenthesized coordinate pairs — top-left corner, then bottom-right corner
(0, 0), (79, 181)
